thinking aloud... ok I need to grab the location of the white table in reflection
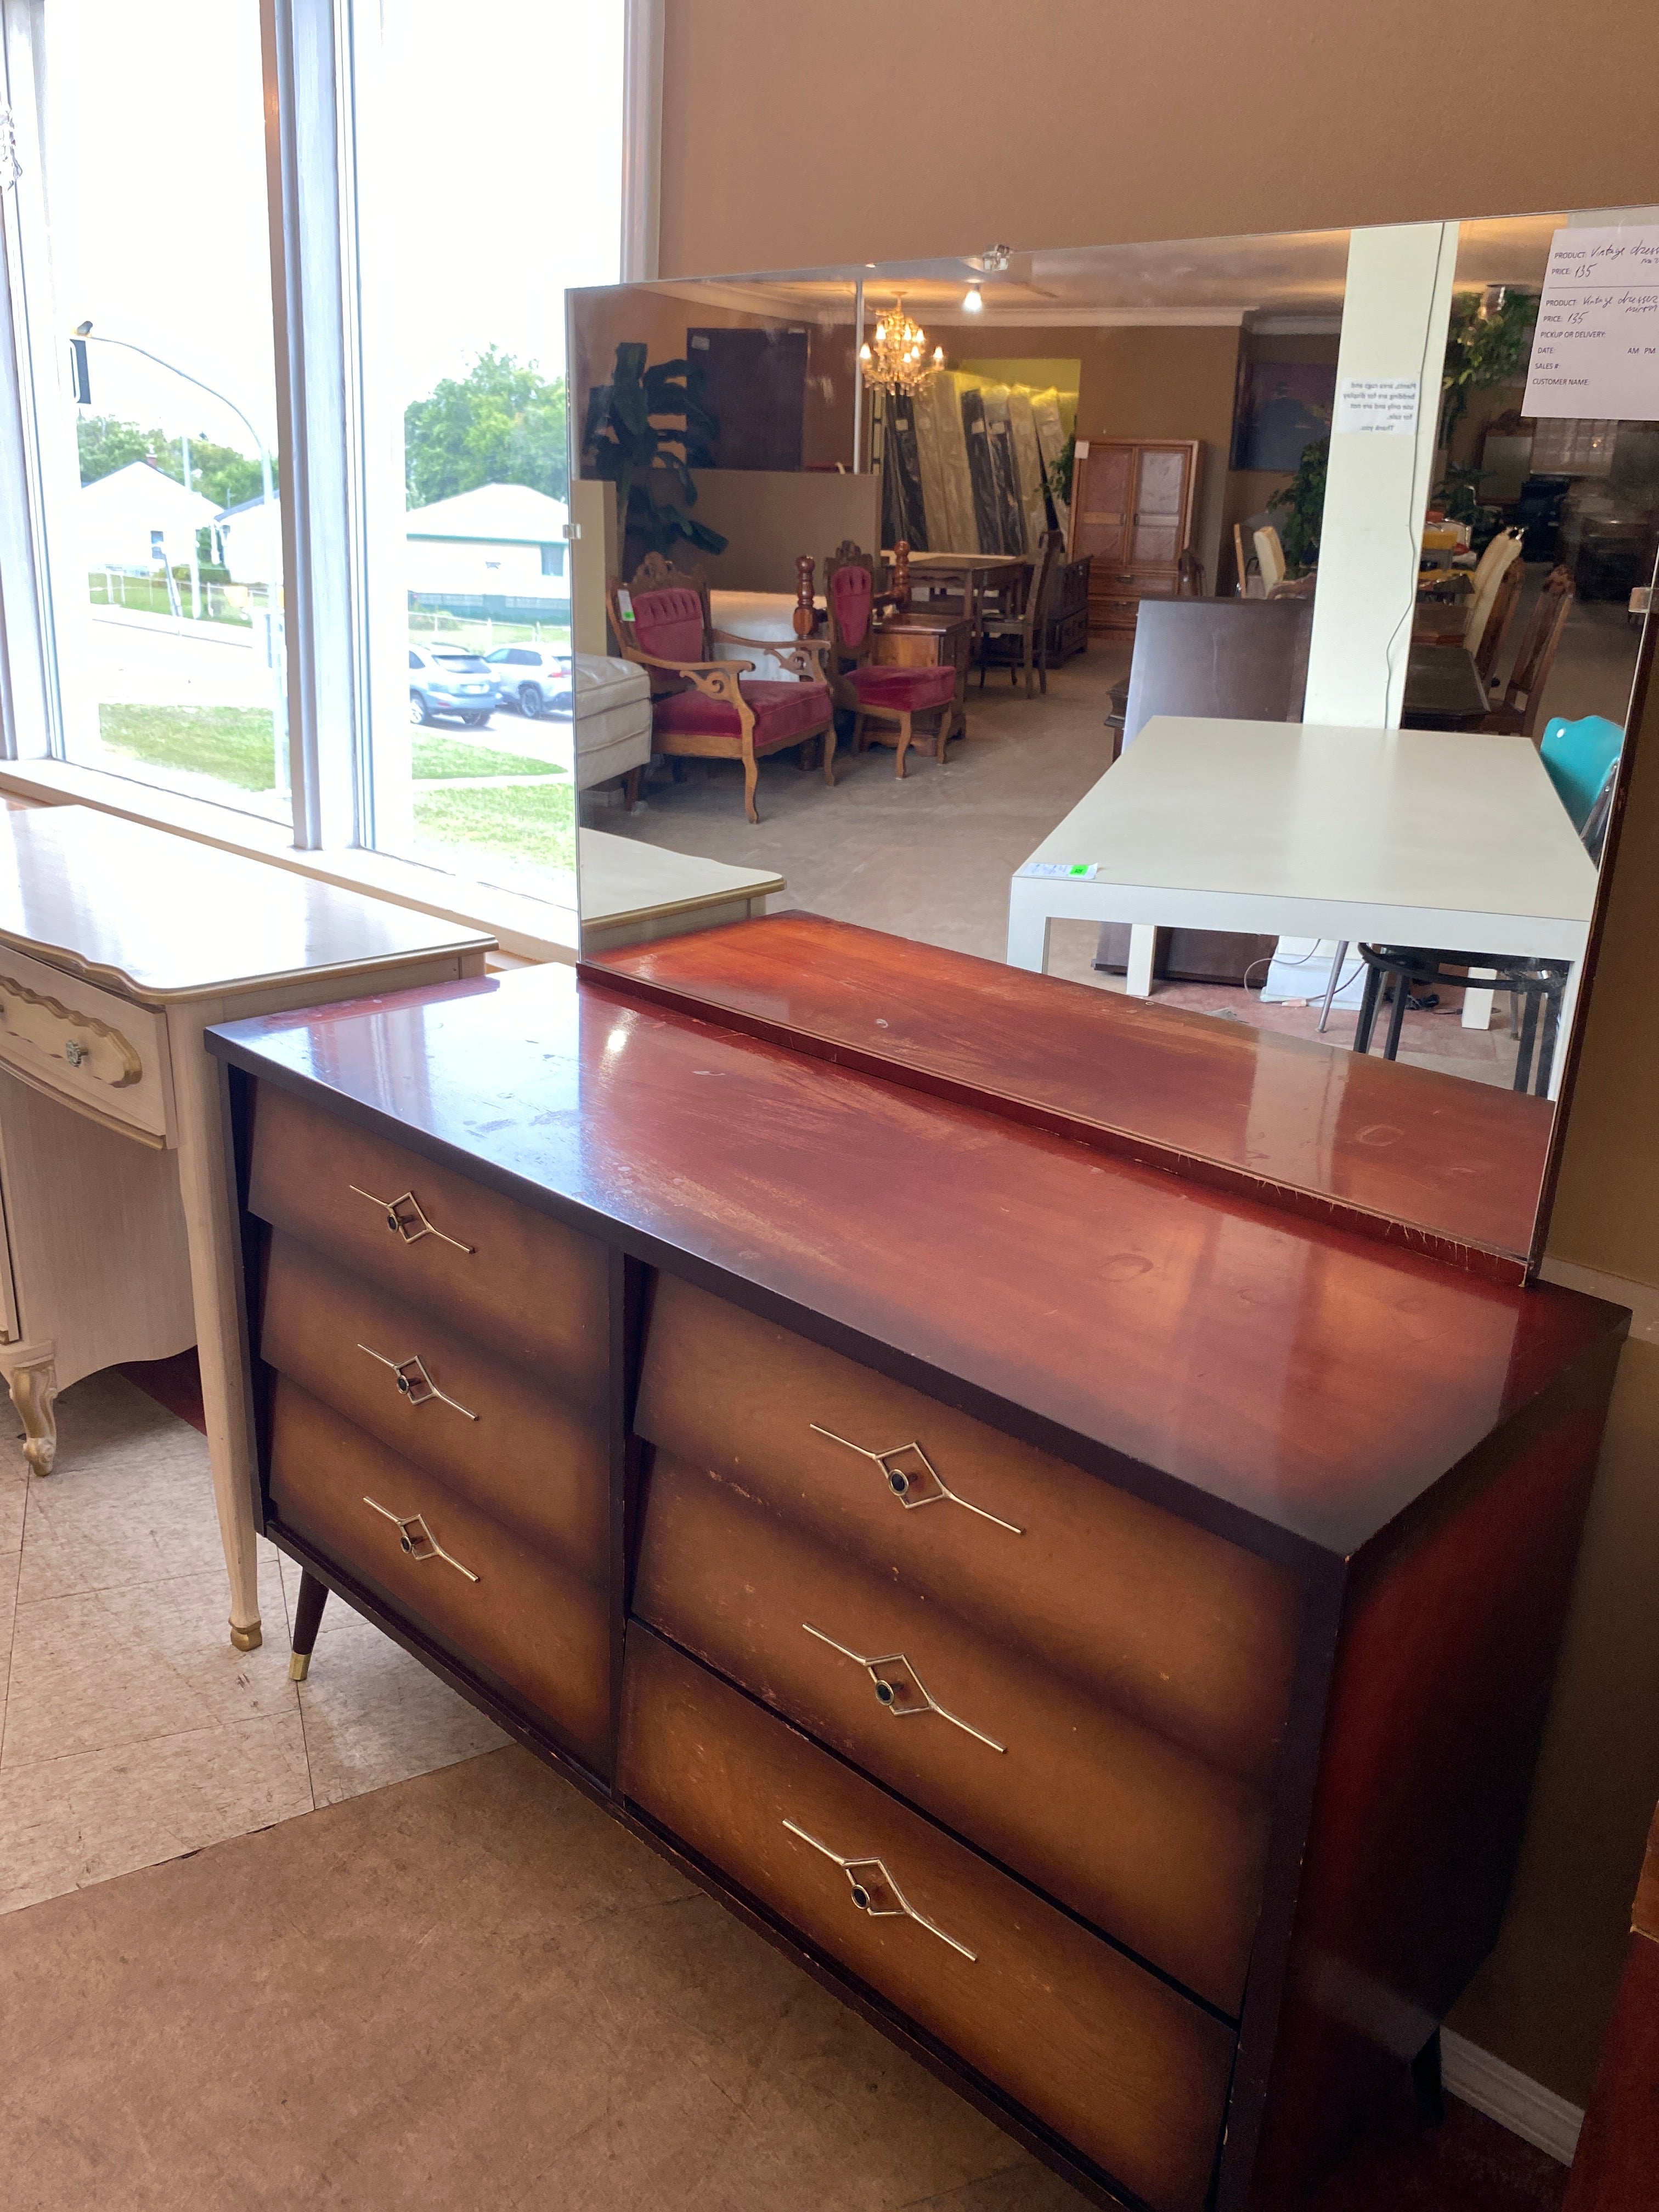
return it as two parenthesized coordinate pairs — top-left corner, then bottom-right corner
(1006, 716), (1598, 1101)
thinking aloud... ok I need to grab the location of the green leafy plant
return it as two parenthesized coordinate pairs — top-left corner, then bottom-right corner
(403, 347), (568, 506)
(1267, 437), (1329, 573)
(581, 342), (727, 563)
(1439, 289), (1539, 447)
(1046, 445), (1074, 509)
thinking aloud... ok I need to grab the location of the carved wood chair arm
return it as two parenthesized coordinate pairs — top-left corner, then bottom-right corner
(624, 644), (758, 680)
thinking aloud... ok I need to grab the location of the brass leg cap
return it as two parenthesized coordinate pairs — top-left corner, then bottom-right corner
(229, 1621), (263, 1653)
(288, 1651), (312, 1682)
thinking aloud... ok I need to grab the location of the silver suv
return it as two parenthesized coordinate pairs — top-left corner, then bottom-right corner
(483, 644), (569, 719)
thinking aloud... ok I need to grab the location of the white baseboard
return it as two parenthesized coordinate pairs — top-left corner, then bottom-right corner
(1441, 2028), (1585, 2166)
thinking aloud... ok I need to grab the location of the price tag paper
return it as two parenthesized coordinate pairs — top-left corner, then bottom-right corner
(1523, 227), (1659, 421)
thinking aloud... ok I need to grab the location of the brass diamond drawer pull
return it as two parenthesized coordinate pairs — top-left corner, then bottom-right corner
(357, 1343), (478, 1420)
(349, 1184), (475, 1253)
(802, 1623), (1005, 1752)
(809, 1425), (1023, 1534)
(363, 1496), (479, 1581)
(782, 1820), (976, 1961)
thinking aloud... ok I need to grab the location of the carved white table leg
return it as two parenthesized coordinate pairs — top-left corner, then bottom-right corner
(167, 1005), (263, 1652)
(5, 1352), (59, 1475)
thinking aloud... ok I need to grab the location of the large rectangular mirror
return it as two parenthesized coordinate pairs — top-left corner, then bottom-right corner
(565, 212), (1658, 1278)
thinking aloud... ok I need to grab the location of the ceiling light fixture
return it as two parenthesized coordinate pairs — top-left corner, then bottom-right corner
(962, 283), (984, 314)
(858, 297), (944, 396)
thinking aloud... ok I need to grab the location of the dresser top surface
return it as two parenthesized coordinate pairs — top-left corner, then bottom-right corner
(589, 915), (1554, 1271)
(210, 962), (1622, 1559)
(0, 808), (494, 1002)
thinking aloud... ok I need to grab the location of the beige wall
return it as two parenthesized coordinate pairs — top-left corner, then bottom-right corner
(658, 0), (1659, 2111)
(659, 0), (1659, 276)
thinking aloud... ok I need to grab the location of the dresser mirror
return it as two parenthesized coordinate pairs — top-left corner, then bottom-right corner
(568, 211), (1658, 1279)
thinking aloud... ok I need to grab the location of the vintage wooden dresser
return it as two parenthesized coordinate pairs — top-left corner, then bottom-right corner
(207, 919), (1624, 2210)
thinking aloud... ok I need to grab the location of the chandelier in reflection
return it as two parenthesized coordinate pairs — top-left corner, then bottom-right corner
(858, 298), (943, 397)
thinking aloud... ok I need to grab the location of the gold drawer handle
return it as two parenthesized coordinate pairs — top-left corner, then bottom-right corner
(357, 1343), (478, 1421)
(0, 972), (143, 1087)
(349, 1184), (475, 1254)
(802, 1623), (1005, 1753)
(809, 1426), (1023, 1534)
(363, 1496), (479, 1581)
(782, 1820), (976, 1961)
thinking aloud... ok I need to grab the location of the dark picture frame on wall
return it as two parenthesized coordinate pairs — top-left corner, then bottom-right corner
(1231, 359), (1337, 471)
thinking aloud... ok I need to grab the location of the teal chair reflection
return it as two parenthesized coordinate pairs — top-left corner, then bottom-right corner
(1541, 713), (1623, 834)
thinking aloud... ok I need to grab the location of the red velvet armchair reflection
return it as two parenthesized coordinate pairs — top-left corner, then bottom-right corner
(824, 541), (961, 778)
(606, 552), (835, 823)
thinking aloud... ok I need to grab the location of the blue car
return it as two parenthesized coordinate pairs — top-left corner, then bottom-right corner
(408, 646), (500, 727)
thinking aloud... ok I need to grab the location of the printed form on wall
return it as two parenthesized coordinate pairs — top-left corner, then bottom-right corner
(1524, 226), (1659, 420)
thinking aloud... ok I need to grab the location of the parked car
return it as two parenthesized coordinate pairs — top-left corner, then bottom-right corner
(484, 644), (569, 719)
(408, 646), (500, 727)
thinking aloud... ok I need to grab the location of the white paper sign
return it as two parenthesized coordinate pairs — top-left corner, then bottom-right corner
(1333, 378), (1421, 436)
(1523, 226), (1659, 420)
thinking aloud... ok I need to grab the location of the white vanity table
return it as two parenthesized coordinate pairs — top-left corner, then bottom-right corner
(0, 805), (492, 1649)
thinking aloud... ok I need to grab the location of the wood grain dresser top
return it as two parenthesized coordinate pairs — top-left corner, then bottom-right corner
(589, 915), (1554, 1275)
(208, 961), (1624, 1563)
(0, 806), (494, 1001)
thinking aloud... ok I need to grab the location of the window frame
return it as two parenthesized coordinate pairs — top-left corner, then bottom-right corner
(0, 0), (649, 938)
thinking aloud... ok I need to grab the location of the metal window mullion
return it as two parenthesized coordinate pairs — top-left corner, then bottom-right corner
(261, 0), (365, 849)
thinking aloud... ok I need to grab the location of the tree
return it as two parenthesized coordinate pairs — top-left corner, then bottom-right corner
(403, 347), (568, 507)
(76, 414), (268, 509)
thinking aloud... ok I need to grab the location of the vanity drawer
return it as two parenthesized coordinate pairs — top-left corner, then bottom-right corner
(621, 1625), (1233, 2212)
(270, 1376), (611, 1771)
(635, 1450), (1269, 2016)
(249, 1080), (608, 1377)
(635, 1274), (1301, 1783)
(260, 1230), (608, 1576)
(0, 944), (171, 1142)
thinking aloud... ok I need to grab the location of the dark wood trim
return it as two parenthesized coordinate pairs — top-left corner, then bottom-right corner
(1530, 586), (1659, 1277)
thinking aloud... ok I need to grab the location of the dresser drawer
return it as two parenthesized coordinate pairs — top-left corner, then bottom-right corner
(249, 1080), (608, 1376)
(635, 1450), (1268, 2015)
(0, 944), (171, 1142)
(260, 1230), (608, 1577)
(270, 1376), (611, 1770)
(621, 1626), (1232, 2212)
(635, 1275), (1301, 1783)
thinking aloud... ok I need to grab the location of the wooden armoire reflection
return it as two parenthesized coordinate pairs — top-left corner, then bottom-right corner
(1069, 437), (1200, 634)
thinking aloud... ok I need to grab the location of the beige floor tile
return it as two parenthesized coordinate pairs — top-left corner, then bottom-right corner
(0, 1707), (312, 1917)
(0, 1465), (25, 1558)
(0, 1549), (17, 1714)
(297, 1602), (507, 1807)
(1, 1549), (294, 1770)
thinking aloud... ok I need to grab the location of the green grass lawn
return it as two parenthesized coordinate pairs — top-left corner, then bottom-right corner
(413, 779), (575, 877)
(97, 701), (572, 877)
(98, 703), (277, 790)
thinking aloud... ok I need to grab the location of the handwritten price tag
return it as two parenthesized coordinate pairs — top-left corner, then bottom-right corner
(1523, 227), (1659, 421)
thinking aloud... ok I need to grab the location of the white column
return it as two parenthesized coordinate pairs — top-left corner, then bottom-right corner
(1277, 223), (1458, 1013)
(1304, 220), (1458, 727)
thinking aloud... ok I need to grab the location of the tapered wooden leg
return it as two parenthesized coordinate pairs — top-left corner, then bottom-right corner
(742, 747), (761, 823)
(6, 1355), (59, 1476)
(1410, 2030), (1444, 2128)
(894, 713), (912, 778)
(168, 1008), (263, 1651)
(935, 709), (949, 763)
(288, 1569), (330, 1681)
(853, 714), (867, 753)
(822, 723), (838, 786)
(622, 766), (642, 811)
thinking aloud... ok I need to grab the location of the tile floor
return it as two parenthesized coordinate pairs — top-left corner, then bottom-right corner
(0, 1369), (504, 1919)
(0, 1378), (1572, 2210)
